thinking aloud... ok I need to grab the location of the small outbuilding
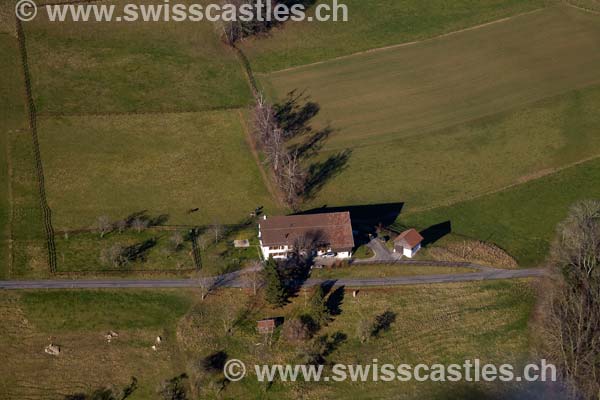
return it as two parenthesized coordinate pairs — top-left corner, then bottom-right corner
(393, 229), (424, 258)
(257, 318), (277, 334)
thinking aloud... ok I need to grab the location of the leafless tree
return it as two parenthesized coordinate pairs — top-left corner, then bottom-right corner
(241, 260), (264, 295)
(215, 0), (278, 45)
(210, 220), (223, 244)
(131, 217), (149, 233)
(170, 231), (185, 252)
(100, 244), (125, 268)
(539, 200), (600, 399)
(279, 150), (306, 208)
(97, 215), (112, 238)
(221, 304), (237, 335)
(283, 318), (311, 344)
(115, 219), (127, 234)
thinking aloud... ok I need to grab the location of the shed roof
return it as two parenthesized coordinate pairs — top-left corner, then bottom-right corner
(394, 229), (424, 248)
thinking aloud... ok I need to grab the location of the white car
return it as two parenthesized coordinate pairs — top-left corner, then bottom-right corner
(322, 252), (336, 258)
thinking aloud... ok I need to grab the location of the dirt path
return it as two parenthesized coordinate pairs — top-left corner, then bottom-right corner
(266, 8), (546, 75)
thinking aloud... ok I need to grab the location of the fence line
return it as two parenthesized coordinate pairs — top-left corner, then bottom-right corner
(233, 45), (259, 95)
(54, 268), (197, 275)
(15, 19), (57, 273)
(37, 104), (247, 118)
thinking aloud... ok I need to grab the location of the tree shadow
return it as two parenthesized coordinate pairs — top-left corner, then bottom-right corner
(304, 149), (352, 199)
(121, 238), (157, 263)
(123, 210), (169, 228)
(289, 126), (334, 160)
(325, 285), (345, 316)
(420, 221), (452, 247)
(275, 90), (320, 139)
(201, 350), (228, 373)
(279, 256), (312, 299)
(371, 310), (396, 338)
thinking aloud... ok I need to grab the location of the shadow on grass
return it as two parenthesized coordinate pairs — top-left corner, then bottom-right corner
(420, 220), (452, 247)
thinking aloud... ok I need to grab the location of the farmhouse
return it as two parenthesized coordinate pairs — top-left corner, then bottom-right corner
(393, 229), (424, 258)
(258, 212), (355, 260)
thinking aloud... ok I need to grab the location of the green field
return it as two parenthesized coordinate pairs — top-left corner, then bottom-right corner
(0, 290), (193, 399)
(0, 35), (19, 279)
(241, 0), (551, 72)
(0, 34), (50, 279)
(311, 264), (476, 279)
(37, 110), (279, 230)
(260, 6), (600, 214)
(399, 157), (600, 267)
(0, 281), (535, 398)
(180, 280), (535, 398)
(262, 7), (600, 149)
(25, 1), (252, 114)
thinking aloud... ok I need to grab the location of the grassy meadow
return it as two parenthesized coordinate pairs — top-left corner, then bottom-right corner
(0, 35), (20, 279)
(24, 0), (252, 114)
(0, 290), (194, 399)
(0, 281), (536, 398)
(37, 110), (280, 231)
(399, 157), (600, 267)
(311, 264), (476, 280)
(261, 6), (600, 150)
(0, 34), (50, 279)
(259, 7), (600, 252)
(179, 280), (536, 399)
(241, 0), (552, 72)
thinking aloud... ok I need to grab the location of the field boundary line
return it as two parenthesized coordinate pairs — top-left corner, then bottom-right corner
(15, 18), (57, 273)
(232, 43), (288, 209)
(264, 7), (547, 75)
(5, 131), (15, 278)
(564, 1), (600, 14)
(237, 109), (287, 209)
(36, 104), (248, 118)
(403, 153), (600, 216)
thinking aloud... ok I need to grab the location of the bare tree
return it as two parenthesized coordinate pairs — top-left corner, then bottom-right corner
(170, 231), (185, 252)
(115, 219), (127, 234)
(539, 200), (600, 399)
(221, 304), (237, 335)
(241, 260), (264, 295)
(100, 244), (125, 268)
(215, 0), (278, 45)
(279, 150), (306, 208)
(252, 91), (310, 209)
(210, 220), (223, 244)
(282, 318), (312, 344)
(97, 215), (112, 238)
(131, 217), (149, 233)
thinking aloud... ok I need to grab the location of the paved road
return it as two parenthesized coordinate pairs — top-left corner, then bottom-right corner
(0, 266), (546, 290)
(357, 238), (396, 262)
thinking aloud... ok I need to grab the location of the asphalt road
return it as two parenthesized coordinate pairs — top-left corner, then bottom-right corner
(0, 267), (546, 290)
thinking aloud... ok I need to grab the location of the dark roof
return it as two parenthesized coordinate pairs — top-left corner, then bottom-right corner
(394, 229), (424, 248)
(259, 212), (354, 251)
